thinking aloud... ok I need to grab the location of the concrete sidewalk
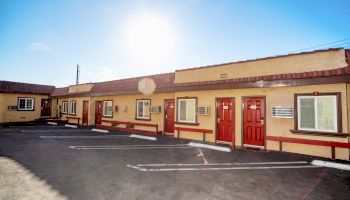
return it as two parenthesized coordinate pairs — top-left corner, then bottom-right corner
(0, 157), (67, 200)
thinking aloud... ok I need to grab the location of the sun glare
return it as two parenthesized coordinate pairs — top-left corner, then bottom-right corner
(124, 13), (175, 65)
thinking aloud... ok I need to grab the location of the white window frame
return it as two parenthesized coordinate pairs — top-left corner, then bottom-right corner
(17, 97), (34, 111)
(177, 98), (197, 123)
(136, 99), (151, 120)
(62, 101), (68, 114)
(69, 100), (77, 115)
(103, 100), (113, 117)
(297, 95), (338, 133)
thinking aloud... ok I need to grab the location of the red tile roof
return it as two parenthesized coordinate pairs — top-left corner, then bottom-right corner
(51, 73), (175, 97)
(0, 81), (55, 95)
(174, 65), (350, 88)
(51, 87), (69, 97)
(91, 73), (175, 95)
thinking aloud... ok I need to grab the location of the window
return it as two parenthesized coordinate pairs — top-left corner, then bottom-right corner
(103, 100), (113, 117)
(136, 99), (150, 120)
(61, 101), (68, 114)
(177, 98), (196, 123)
(297, 94), (339, 133)
(69, 100), (77, 115)
(18, 97), (34, 111)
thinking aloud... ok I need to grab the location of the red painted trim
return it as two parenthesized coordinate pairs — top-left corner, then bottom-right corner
(266, 136), (350, 148)
(100, 119), (158, 128)
(174, 127), (213, 134)
(96, 125), (161, 135)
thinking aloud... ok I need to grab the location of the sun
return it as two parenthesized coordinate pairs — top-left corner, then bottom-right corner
(124, 13), (175, 65)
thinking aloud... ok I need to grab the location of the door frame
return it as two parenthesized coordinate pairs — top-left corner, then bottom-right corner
(215, 97), (235, 148)
(40, 99), (51, 117)
(163, 98), (175, 135)
(95, 101), (102, 125)
(82, 100), (89, 125)
(241, 96), (266, 149)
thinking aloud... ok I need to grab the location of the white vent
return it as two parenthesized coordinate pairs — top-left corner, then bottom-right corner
(196, 106), (209, 115)
(8, 105), (17, 110)
(272, 106), (293, 118)
(149, 106), (161, 113)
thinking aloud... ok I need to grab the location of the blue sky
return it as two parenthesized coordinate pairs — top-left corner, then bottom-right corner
(1, 0), (350, 87)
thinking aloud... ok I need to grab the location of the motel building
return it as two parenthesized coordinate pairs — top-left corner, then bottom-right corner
(1, 48), (350, 161)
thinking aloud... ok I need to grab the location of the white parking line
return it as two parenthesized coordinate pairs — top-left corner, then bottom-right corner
(69, 144), (191, 150)
(21, 129), (87, 132)
(47, 122), (58, 125)
(65, 124), (77, 128)
(91, 128), (109, 133)
(126, 164), (320, 172)
(129, 134), (157, 141)
(311, 160), (350, 171)
(136, 161), (309, 167)
(40, 135), (129, 139)
(188, 142), (231, 152)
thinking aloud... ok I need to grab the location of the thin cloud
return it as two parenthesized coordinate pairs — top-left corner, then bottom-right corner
(80, 66), (119, 82)
(26, 42), (51, 52)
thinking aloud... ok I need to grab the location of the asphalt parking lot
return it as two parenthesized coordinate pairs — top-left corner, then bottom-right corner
(0, 124), (349, 200)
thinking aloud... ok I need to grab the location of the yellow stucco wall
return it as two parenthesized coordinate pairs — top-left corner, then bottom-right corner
(68, 83), (94, 94)
(175, 49), (347, 83)
(95, 93), (174, 132)
(0, 93), (50, 123)
(174, 83), (349, 160)
(57, 97), (95, 125)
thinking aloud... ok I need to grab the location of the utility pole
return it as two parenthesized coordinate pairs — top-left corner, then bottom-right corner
(76, 64), (80, 85)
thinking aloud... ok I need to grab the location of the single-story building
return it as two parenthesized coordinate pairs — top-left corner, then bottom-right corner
(0, 81), (55, 123)
(1, 48), (349, 160)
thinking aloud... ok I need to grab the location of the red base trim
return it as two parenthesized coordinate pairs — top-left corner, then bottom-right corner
(96, 125), (161, 135)
(267, 136), (350, 148)
(174, 127), (213, 133)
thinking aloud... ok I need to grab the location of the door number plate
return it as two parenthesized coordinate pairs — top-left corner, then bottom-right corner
(250, 105), (257, 109)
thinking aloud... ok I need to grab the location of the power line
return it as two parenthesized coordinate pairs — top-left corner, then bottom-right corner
(284, 37), (350, 54)
(331, 41), (350, 48)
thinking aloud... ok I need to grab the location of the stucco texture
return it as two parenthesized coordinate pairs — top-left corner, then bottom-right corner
(174, 83), (349, 160)
(175, 49), (347, 83)
(0, 93), (49, 123)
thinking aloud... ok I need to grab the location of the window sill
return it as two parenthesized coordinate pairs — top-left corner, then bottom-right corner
(290, 130), (350, 137)
(135, 118), (151, 121)
(103, 115), (113, 118)
(174, 121), (200, 126)
(69, 114), (76, 116)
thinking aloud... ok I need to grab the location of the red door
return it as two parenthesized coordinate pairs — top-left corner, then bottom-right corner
(95, 101), (103, 125)
(243, 97), (265, 147)
(41, 99), (51, 117)
(164, 99), (175, 134)
(216, 98), (235, 143)
(83, 101), (89, 125)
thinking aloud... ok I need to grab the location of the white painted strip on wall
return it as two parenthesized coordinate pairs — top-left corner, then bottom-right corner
(47, 122), (58, 126)
(91, 128), (109, 133)
(129, 134), (157, 141)
(136, 161), (309, 167)
(65, 124), (77, 128)
(188, 142), (231, 152)
(40, 135), (129, 139)
(127, 164), (320, 172)
(311, 160), (350, 171)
